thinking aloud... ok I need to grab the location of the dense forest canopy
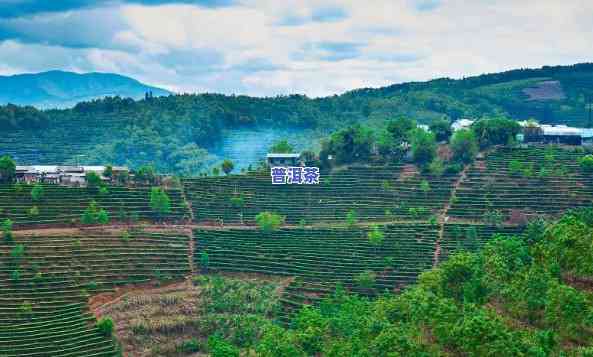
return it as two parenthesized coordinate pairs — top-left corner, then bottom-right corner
(1, 63), (593, 175)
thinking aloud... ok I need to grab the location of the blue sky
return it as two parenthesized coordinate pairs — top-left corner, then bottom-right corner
(0, 0), (591, 97)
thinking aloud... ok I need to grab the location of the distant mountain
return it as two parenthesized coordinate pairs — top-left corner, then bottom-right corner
(0, 70), (171, 108)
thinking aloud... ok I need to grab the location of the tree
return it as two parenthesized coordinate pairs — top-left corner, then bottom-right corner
(450, 129), (478, 164)
(97, 209), (109, 225)
(150, 187), (171, 219)
(212, 167), (220, 176)
(28, 206), (39, 217)
(508, 160), (523, 177)
(30, 183), (44, 202)
(270, 139), (294, 154)
(96, 318), (115, 337)
(354, 270), (376, 290)
(472, 117), (521, 148)
(410, 129), (437, 168)
(200, 251), (209, 273)
(320, 124), (374, 165)
(103, 165), (113, 179)
(0, 155), (16, 183)
(368, 225), (384, 254)
(430, 118), (452, 142)
(2, 218), (13, 243)
(255, 211), (285, 232)
(346, 209), (358, 227)
(81, 201), (100, 225)
(387, 117), (416, 142)
(578, 155), (593, 173)
(136, 165), (156, 184)
(420, 180), (431, 196)
(221, 159), (234, 175)
(85, 171), (102, 189)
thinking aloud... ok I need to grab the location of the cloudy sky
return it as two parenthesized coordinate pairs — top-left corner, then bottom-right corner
(0, 0), (591, 97)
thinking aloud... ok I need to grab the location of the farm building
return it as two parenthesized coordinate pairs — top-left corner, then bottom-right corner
(451, 118), (475, 131)
(267, 153), (302, 167)
(15, 165), (129, 185)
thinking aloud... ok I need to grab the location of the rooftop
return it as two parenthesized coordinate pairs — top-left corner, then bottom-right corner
(266, 153), (301, 158)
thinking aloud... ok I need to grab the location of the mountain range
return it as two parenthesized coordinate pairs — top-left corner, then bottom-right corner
(0, 70), (170, 108)
(1, 63), (593, 174)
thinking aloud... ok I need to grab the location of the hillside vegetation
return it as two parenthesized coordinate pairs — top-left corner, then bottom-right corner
(2, 63), (593, 174)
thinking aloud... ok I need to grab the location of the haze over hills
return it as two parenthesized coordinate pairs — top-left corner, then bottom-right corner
(0, 70), (171, 109)
(1, 63), (593, 174)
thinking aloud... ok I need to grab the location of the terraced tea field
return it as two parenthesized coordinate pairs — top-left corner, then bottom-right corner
(3, 144), (593, 355)
(185, 165), (459, 224)
(0, 184), (189, 226)
(0, 229), (190, 356)
(448, 146), (593, 221)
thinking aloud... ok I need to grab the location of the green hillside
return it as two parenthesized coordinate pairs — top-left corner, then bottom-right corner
(2, 63), (593, 174)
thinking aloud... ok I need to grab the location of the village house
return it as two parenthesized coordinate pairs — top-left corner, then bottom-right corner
(266, 153), (302, 167)
(15, 165), (129, 186)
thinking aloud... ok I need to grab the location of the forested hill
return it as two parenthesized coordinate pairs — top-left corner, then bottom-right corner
(0, 70), (170, 109)
(1, 63), (593, 174)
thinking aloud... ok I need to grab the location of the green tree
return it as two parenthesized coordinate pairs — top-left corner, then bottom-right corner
(255, 211), (285, 232)
(472, 116), (521, 148)
(420, 179), (431, 196)
(96, 317), (115, 337)
(208, 335), (240, 357)
(410, 129), (437, 168)
(320, 124), (374, 165)
(136, 165), (156, 184)
(81, 200), (100, 225)
(97, 209), (109, 225)
(103, 165), (113, 179)
(346, 209), (358, 227)
(386, 117), (416, 142)
(221, 159), (235, 175)
(150, 187), (171, 219)
(30, 183), (44, 202)
(450, 129), (479, 164)
(200, 251), (209, 273)
(2, 218), (13, 243)
(368, 225), (384, 254)
(430, 118), (452, 142)
(354, 270), (376, 290)
(85, 171), (102, 189)
(28, 206), (39, 217)
(0, 155), (16, 183)
(270, 139), (294, 154)
(508, 160), (523, 177)
(578, 155), (593, 173)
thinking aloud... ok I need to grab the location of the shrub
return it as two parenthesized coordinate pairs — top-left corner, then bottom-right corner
(96, 317), (115, 337)
(121, 230), (131, 243)
(221, 159), (235, 175)
(177, 338), (202, 353)
(368, 225), (384, 249)
(255, 211), (285, 232)
(86, 171), (102, 189)
(200, 251), (210, 273)
(508, 160), (523, 177)
(150, 187), (171, 219)
(10, 269), (20, 283)
(81, 201), (100, 225)
(2, 218), (13, 243)
(346, 209), (358, 227)
(28, 206), (39, 217)
(31, 183), (44, 202)
(354, 270), (376, 290)
(97, 209), (110, 225)
(579, 155), (593, 173)
(208, 335), (240, 357)
(428, 159), (445, 176)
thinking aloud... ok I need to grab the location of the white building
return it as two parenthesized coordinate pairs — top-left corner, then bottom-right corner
(451, 118), (474, 131)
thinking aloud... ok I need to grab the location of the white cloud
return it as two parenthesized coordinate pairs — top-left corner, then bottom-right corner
(0, 0), (592, 96)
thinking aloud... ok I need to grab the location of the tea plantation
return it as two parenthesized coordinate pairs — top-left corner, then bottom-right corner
(2, 145), (592, 355)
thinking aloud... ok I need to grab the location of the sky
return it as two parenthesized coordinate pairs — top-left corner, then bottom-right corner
(0, 0), (591, 97)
